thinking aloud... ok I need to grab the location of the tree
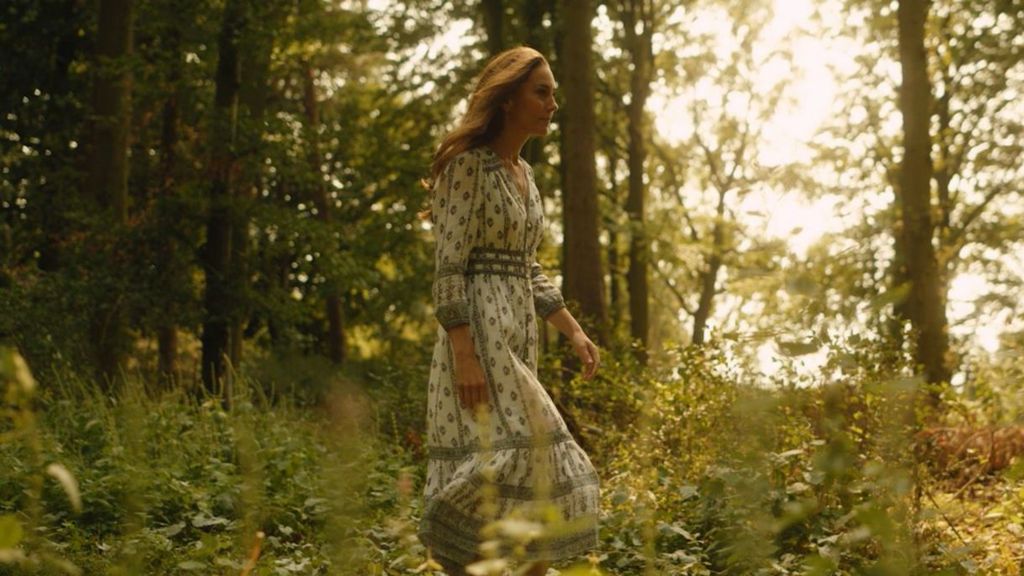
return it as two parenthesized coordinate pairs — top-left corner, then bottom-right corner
(644, 0), (786, 352)
(227, 3), (287, 371)
(926, 0), (1024, 358)
(201, 0), (246, 395)
(559, 0), (609, 343)
(481, 0), (504, 55)
(619, 0), (656, 360)
(792, 0), (1021, 389)
(301, 63), (346, 364)
(86, 0), (134, 386)
(153, 1), (185, 387)
(896, 0), (950, 395)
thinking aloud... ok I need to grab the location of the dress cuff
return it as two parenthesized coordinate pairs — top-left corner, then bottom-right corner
(436, 301), (471, 330)
(535, 293), (566, 320)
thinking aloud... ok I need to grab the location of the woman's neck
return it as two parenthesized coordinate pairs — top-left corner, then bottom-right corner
(488, 129), (529, 164)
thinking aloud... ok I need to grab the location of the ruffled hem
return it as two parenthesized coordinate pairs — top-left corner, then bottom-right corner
(418, 435), (600, 566)
(418, 499), (599, 566)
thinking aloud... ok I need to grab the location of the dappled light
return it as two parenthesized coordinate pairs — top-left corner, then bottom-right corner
(1, 0), (1023, 574)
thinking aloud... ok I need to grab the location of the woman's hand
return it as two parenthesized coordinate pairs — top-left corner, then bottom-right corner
(447, 325), (488, 415)
(570, 330), (601, 379)
(542, 308), (602, 380)
(453, 351), (489, 414)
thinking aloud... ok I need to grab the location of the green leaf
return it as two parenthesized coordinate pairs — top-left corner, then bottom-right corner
(678, 484), (698, 500)
(155, 522), (186, 538)
(191, 512), (229, 528)
(659, 522), (695, 541)
(610, 488), (630, 506)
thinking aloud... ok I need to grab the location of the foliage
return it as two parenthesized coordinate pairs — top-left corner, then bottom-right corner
(0, 346), (416, 575)
(9, 341), (1024, 575)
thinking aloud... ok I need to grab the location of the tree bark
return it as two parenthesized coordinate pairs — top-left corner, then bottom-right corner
(521, 0), (549, 165)
(87, 0), (134, 386)
(896, 0), (950, 398)
(607, 153), (623, 332)
(38, 0), (80, 273)
(560, 0), (608, 343)
(692, 189), (725, 346)
(228, 10), (276, 373)
(303, 63), (346, 365)
(157, 25), (181, 389)
(201, 0), (245, 396)
(89, 0), (132, 222)
(481, 0), (504, 56)
(622, 0), (653, 361)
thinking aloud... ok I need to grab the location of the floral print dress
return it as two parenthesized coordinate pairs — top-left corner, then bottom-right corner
(418, 146), (600, 565)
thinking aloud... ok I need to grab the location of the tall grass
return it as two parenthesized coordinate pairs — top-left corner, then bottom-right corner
(1, 343), (1021, 575)
(0, 346), (415, 575)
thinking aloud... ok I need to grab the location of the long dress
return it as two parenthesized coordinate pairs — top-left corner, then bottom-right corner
(418, 146), (600, 566)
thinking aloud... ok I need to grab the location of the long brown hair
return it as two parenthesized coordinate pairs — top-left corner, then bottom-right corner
(420, 46), (547, 221)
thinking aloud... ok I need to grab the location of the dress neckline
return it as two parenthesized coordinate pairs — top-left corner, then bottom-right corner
(481, 146), (529, 205)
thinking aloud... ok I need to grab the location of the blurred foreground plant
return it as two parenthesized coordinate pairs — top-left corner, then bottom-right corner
(0, 347), (81, 575)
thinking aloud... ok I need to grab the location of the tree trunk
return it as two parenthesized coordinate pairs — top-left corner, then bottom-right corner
(157, 25), (181, 389)
(157, 324), (179, 388)
(623, 0), (653, 361)
(303, 63), (346, 365)
(227, 11), (276, 374)
(87, 0), (134, 387)
(888, 198), (909, 349)
(896, 0), (950, 398)
(560, 0), (608, 343)
(692, 190), (725, 345)
(481, 0), (504, 56)
(521, 0), (549, 165)
(201, 0), (245, 396)
(38, 0), (80, 273)
(89, 0), (132, 222)
(607, 153), (622, 333)
(266, 182), (293, 351)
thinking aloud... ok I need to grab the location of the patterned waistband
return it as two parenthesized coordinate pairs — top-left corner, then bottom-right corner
(466, 247), (529, 279)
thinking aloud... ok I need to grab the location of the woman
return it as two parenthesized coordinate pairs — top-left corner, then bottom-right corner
(418, 46), (602, 576)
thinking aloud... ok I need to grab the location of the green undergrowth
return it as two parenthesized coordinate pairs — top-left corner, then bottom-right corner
(1, 344), (1022, 575)
(0, 348), (424, 575)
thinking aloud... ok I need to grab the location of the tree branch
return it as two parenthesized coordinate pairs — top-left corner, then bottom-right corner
(654, 263), (695, 316)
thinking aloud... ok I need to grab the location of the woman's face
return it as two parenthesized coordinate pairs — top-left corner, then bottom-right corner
(504, 63), (558, 137)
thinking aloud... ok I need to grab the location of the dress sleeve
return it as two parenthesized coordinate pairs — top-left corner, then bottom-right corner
(431, 152), (483, 330)
(522, 163), (566, 320)
(530, 259), (566, 320)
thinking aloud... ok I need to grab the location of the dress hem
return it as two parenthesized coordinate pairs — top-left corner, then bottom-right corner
(418, 497), (599, 567)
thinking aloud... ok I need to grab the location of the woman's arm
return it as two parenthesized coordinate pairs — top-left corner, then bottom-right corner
(543, 307), (601, 379)
(446, 324), (488, 411)
(430, 152), (489, 413)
